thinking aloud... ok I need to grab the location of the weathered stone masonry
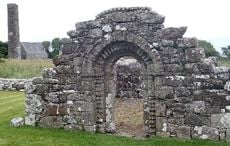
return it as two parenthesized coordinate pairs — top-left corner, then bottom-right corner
(0, 78), (30, 91)
(25, 7), (230, 141)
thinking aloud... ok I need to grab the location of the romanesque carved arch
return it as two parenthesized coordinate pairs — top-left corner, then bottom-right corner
(82, 31), (163, 77)
(77, 31), (164, 135)
(25, 7), (230, 141)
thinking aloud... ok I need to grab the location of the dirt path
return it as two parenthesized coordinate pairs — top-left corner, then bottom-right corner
(114, 98), (144, 138)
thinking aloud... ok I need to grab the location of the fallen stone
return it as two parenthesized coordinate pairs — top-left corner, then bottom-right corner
(10, 117), (24, 127)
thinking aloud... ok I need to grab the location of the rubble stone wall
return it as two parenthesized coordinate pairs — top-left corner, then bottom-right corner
(24, 7), (230, 141)
(0, 78), (30, 91)
(115, 59), (142, 98)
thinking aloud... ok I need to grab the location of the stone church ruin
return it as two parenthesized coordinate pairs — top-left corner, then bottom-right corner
(25, 7), (230, 141)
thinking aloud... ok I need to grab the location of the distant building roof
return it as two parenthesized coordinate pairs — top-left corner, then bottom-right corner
(20, 42), (48, 59)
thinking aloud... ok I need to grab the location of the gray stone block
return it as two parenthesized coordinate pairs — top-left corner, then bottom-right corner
(211, 113), (230, 129)
(192, 126), (219, 141)
(10, 117), (24, 127)
(155, 102), (166, 117)
(39, 116), (63, 128)
(176, 126), (191, 139)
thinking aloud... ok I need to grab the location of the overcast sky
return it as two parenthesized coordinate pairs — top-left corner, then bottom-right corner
(1, 0), (230, 52)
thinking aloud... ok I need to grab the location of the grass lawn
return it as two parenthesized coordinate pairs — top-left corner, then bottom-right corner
(0, 59), (53, 78)
(0, 58), (229, 79)
(0, 91), (230, 146)
(218, 58), (230, 67)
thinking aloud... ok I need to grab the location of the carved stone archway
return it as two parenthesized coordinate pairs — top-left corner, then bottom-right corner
(91, 41), (160, 135)
(78, 30), (164, 136)
(25, 7), (230, 141)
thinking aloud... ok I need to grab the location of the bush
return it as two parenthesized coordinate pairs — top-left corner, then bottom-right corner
(222, 46), (230, 59)
(198, 40), (219, 57)
(0, 41), (8, 58)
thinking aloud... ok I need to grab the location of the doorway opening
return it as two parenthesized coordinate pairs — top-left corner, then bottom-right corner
(93, 41), (157, 137)
(113, 57), (144, 138)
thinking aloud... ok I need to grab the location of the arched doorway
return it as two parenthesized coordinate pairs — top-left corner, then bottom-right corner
(114, 57), (144, 137)
(26, 7), (229, 141)
(92, 41), (157, 137)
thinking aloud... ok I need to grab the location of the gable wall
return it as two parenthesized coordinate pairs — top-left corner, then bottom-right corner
(24, 7), (230, 141)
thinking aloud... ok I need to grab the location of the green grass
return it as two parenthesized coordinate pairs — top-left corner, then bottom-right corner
(218, 58), (230, 67)
(0, 59), (53, 79)
(1, 91), (230, 146)
(0, 58), (229, 79)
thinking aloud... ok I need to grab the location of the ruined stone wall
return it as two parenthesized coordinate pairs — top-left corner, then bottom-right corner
(0, 78), (30, 91)
(154, 59), (230, 140)
(115, 59), (142, 98)
(24, 7), (230, 141)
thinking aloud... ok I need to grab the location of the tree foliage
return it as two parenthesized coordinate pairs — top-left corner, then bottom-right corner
(198, 40), (219, 57)
(51, 38), (61, 50)
(42, 38), (61, 59)
(50, 38), (61, 58)
(222, 45), (230, 59)
(0, 41), (8, 58)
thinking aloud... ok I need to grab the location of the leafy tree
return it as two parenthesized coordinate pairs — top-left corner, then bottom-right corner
(198, 40), (219, 57)
(0, 41), (8, 58)
(42, 38), (61, 59)
(50, 38), (61, 58)
(222, 45), (230, 59)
